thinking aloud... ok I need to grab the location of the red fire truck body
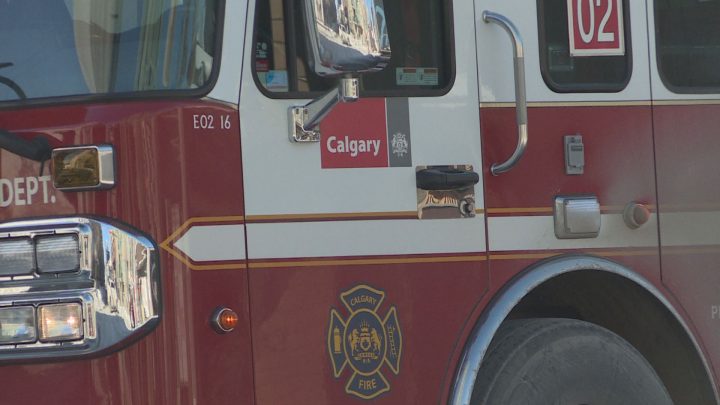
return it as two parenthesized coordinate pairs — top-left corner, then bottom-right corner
(0, 0), (718, 404)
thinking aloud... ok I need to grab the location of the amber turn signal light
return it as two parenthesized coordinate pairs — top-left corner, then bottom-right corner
(211, 307), (239, 334)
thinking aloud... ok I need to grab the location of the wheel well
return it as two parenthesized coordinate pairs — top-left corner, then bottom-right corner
(507, 270), (715, 405)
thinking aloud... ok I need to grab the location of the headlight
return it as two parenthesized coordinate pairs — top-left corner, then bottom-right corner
(0, 217), (159, 363)
(0, 306), (36, 344)
(36, 234), (80, 274)
(0, 238), (34, 277)
(38, 303), (83, 342)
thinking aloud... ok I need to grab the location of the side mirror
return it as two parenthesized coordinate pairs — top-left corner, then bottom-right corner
(289, 0), (392, 142)
(304, 0), (391, 76)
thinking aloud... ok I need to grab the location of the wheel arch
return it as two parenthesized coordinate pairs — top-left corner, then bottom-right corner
(449, 254), (719, 405)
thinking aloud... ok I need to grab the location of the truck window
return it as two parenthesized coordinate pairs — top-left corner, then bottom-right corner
(0, 0), (220, 103)
(654, 0), (720, 93)
(252, 0), (453, 97)
(537, 0), (631, 93)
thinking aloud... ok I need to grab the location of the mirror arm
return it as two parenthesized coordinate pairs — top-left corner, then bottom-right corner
(289, 77), (359, 142)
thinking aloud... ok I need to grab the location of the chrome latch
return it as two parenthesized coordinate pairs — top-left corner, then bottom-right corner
(416, 165), (479, 219)
(554, 195), (601, 239)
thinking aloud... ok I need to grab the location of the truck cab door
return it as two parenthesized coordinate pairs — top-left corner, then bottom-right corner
(474, 0), (660, 281)
(239, 0), (488, 403)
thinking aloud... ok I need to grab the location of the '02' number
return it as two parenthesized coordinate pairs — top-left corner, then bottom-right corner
(576, 0), (616, 44)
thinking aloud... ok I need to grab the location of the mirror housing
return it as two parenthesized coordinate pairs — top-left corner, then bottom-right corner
(304, 0), (391, 76)
(289, 0), (392, 142)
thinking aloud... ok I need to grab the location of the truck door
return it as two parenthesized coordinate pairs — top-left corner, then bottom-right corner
(240, 0), (488, 403)
(475, 1), (660, 287)
(649, 0), (720, 385)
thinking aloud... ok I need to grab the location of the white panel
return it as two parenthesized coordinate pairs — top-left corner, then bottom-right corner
(206, 0), (248, 104)
(246, 217), (486, 259)
(475, 0), (651, 103)
(660, 212), (720, 247)
(174, 225), (246, 261)
(489, 214), (658, 251)
(239, 0), (484, 217)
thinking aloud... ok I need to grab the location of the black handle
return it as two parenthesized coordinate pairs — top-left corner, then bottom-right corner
(0, 129), (52, 162)
(416, 167), (480, 191)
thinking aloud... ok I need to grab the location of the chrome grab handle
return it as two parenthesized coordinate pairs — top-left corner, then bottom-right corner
(483, 11), (528, 176)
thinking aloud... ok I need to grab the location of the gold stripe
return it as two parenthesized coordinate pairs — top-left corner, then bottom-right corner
(481, 101), (651, 108)
(160, 215), (246, 271)
(246, 211), (419, 221)
(161, 215), (245, 248)
(249, 255), (487, 269)
(659, 203), (720, 211)
(487, 207), (553, 214)
(599, 205), (657, 213)
(663, 246), (720, 255)
(489, 252), (557, 260)
(161, 242), (246, 271)
(481, 100), (720, 108)
(490, 249), (657, 260)
(653, 99), (720, 106)
(595, 250), (657, 257)
(487, 206), (656, 215)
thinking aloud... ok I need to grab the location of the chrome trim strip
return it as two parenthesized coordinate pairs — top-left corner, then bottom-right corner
(449, 255), (719, 405)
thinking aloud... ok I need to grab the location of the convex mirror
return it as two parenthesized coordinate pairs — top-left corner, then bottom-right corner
(304, 0), (391, 76)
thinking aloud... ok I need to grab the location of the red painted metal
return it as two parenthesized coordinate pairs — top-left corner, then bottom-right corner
(248, 259), (488, 404)
(654, 104), (720, 385)
(0, 100), (254, 404)
(480, 101), (720, 392)
(0, 82), (715, 405)
(482, 105), (656, 210)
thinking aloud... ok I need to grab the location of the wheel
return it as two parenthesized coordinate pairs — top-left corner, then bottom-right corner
(471, 318), (673, 405)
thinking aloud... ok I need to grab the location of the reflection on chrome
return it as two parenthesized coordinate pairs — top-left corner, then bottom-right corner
(0, 217), (159, 363)
(307, 0), (391, 76)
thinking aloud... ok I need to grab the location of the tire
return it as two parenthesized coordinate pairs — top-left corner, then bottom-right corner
(470, 318), (673, 405)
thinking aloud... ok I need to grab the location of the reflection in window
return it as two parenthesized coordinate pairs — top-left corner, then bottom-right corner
(0, 0), (218, 102)
(253, 0), (451, 96)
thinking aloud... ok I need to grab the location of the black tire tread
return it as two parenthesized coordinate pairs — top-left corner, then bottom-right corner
(470, 318), (673, 405)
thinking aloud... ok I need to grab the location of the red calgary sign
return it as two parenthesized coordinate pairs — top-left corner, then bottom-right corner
(320, 99), (389, 169)
(567, 0), (625, 57)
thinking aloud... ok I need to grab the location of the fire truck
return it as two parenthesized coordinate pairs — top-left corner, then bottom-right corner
(0, 0), (718, 403)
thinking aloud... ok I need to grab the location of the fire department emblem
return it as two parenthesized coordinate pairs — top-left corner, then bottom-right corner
(391, 132), (409, 158)
(328, 285), (402, 400)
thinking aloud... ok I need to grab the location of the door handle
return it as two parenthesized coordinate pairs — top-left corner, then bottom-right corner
(483, 11), (528, 176)
(416, 167), (480, 191)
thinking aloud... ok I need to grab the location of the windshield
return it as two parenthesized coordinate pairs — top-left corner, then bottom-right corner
(0, 0), (219, 102)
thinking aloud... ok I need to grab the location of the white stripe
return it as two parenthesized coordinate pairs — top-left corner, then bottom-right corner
(488, 214), (658, 251)
(246, 217), (486, 259)
(174, 225), (246, 261)
(660, 212), (720, 247)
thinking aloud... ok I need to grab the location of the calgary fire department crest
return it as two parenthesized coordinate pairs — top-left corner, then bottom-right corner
(328, 285), (402, 400)
(390, 132), (409, 158)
